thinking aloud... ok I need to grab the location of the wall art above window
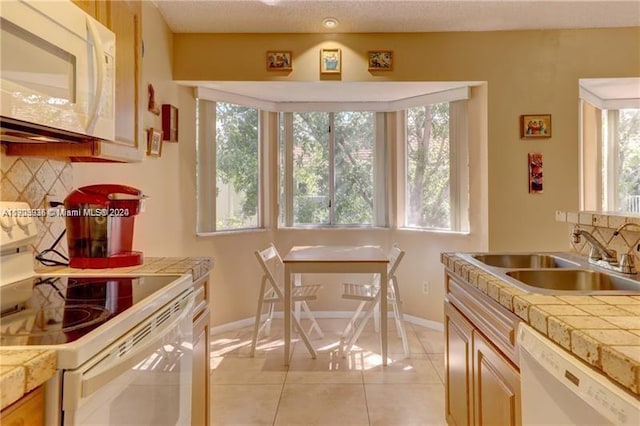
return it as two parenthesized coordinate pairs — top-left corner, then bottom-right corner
(266, 51), (292, 71)
(320, 48), (341, 74)
(368, 50), (393, 71)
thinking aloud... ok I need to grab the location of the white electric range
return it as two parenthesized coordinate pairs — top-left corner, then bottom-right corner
(0, 201), (194, 425)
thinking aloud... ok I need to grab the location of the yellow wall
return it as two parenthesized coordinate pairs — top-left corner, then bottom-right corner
(174, 29), (640, 250)
(73, 16), (640, 327)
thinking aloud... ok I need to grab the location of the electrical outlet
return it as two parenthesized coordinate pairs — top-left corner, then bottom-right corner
(422, 281), (430, 294)
(45, 193), (64, 208)
(44, 193), (64, 223)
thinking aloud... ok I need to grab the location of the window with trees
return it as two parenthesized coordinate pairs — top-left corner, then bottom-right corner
(196, 87), (471, 234)
(580, 80), (640, 215)
(602, 108), (640, 213)
(196, 100), (261, 233)
(404, 100), (469, 231)
(279, 111), (386, 227)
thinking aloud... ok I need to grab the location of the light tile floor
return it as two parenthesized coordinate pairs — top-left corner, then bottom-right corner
(209, 318), (446, 425)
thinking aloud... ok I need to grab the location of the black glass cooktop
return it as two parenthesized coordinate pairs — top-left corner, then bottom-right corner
(0, 275), (178, 346)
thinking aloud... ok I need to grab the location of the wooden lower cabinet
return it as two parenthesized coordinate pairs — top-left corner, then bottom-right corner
(192, 274), (211, 425)
(445, 301), (474, 426)
(473, 331), (521, 426)
(445, 300), (521, 426)
(0, 386), (44, 426)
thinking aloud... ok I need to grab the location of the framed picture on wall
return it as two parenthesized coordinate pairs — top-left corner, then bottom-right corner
(521, 114), (551, 138)
(367, 50), (393, 71)
(147, 128), (163, 157)
(266, 51), (292, 71)
(528, 152), (543, 193)
(161, 104), (179, 142)
(320, 48), (341, 74)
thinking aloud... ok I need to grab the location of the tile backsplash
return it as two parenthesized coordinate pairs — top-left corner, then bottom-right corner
(557, 210), (640, 268)
(1, 149), (72, 257)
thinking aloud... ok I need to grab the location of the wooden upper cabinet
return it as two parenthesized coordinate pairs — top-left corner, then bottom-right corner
(8, 0), (144, 162)
(74, 0), (143, 161)
(107, 1), (141, 151)
(70, 0), (109, 21)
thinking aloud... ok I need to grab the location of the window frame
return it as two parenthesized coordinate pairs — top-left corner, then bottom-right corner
(279, 111), (387, 228)
(579, 90), (640, 213)
(195, 99), (265, 234)
(399, 99), (469, 233)
(195, 85), (473, 235)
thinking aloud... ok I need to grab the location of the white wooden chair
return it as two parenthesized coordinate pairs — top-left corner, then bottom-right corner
(340, 245), (409, 357)
(250, 244), (324, 357)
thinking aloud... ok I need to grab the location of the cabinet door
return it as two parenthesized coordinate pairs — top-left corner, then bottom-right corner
(97, 0), (143, 161)
(0, 386), (44, 426)
(110, 0), (139, 147)
(473, 331), (521, 426)
(71, 0), (108, 21)
(445, 301), (474, 426)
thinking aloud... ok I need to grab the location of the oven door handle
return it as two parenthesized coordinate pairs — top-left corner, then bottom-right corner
(63, 292), (194, 409)
(83, 294), (194, 397)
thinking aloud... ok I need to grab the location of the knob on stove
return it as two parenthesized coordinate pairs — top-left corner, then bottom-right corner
(0, 201), (39, 250)
(16, 216), (32, 229)
(0, 215), (15, 230)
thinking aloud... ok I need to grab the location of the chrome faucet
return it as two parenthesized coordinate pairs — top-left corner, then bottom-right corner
(612, 223), (640, 274)
(571, 225), (638, 274)
(571, 225), (617, 262)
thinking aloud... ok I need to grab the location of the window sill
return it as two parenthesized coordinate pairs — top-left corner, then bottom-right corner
(277, 226), (389, 231)
(396, 227), (470, 236)
(196, 228), (269, 237)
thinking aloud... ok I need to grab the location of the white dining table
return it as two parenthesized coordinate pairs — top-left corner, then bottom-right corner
(282, 245), (390, 366)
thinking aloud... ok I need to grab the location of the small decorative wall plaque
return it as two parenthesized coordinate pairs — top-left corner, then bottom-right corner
(521, 114), (551, 138)
(368, 50), (393, 71)
(147, 128), (163, 157)
(266, 51), (292, 71)
(161, 104), (179, 142)
(147, 84), (160, 116)
(320, 48), (341, 74)
(528, 153), (543, 193)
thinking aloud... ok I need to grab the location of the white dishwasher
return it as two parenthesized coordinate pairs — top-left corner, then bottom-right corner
(517, 323), (640, 426)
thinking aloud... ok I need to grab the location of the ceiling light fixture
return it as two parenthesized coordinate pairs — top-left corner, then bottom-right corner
(322, 17), (339, 29)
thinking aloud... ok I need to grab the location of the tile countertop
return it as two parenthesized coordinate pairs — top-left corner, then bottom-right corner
(0, 349), (56, 410)
(35, 256), (214, 281)
(1, 257), (213, 411)
(442, 252), (640, 398)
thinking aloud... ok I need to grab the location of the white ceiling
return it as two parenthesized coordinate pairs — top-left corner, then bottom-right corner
(162, 1), (640, 103)
(155, 0), (640, 34)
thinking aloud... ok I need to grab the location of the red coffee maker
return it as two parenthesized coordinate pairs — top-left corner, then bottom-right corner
(64, 184), (146, 268)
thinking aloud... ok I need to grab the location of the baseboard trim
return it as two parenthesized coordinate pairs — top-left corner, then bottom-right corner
(210, 311), (443, 335)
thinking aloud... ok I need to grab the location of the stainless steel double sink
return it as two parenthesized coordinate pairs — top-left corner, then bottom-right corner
(460, 253), (640, 295)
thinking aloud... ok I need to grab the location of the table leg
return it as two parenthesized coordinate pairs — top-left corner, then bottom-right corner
(284, 265), (292, 366)
(380, 267), (388, 366)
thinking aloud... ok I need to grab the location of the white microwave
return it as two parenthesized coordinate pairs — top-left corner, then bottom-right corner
(0, 0), (115, 143)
